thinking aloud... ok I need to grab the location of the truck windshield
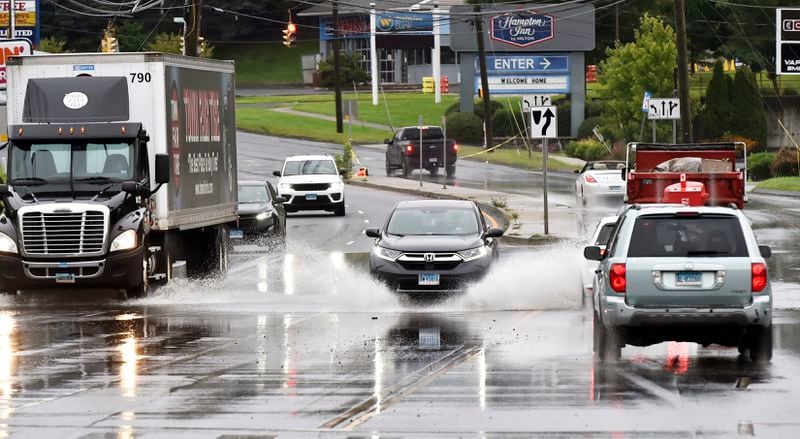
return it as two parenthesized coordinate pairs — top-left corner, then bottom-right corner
(627, 215), (748, 257)
(283, 160), (336, 176)
(9, 141), (134, 183)
(387, 207), (479, 236)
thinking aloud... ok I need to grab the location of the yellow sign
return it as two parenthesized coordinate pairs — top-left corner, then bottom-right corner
(0, 1), (37, 27)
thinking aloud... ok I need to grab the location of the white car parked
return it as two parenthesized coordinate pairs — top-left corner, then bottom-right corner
(581, 216), (618, 301)
(575, 160), (626, 205)
(273, 155), (346, 216)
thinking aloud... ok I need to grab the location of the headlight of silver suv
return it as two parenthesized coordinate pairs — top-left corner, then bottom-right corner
(458, 246), (489, 261)
(0, 232), (18, 254)
(373, 245), (401, 261)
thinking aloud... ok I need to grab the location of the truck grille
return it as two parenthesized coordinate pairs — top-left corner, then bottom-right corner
(21, 210), (106, 256)
(291, 183), (330, 191)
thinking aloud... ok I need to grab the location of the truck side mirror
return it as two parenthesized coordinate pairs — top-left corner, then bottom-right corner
(155, 154), (170, 184)
(486, 228), (504, 238)
(621, 168), (627, 181)
(384, 138), (391, 145)
(273, 170), (282, 177)
(365, 228), (381, 238)
(0, 184), (9, 197)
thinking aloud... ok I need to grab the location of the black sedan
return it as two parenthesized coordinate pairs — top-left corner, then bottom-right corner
(231, 180), (287, 246)
(366, 200), (504, 294)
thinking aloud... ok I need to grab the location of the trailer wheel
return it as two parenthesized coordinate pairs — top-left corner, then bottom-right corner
(208, 224), (229, 277)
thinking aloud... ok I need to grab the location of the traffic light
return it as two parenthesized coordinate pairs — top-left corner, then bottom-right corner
(282, 22), (297, 48)
(100, 22), (119, 53)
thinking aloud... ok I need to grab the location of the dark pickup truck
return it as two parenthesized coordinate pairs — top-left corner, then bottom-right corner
(384, 126), (458, 178)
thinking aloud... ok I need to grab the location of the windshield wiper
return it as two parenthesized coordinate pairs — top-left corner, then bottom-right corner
(75, 176), (116, 185)
(10, 177), (48, 186)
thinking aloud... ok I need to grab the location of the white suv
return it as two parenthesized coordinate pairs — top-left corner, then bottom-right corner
(273, 155), (346, 216)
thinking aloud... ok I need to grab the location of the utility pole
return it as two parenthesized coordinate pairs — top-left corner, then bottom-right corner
(7, 0), (15, 39)
(674, 0), (693, 142)
(333, 0), (344, 134)
(474, 5), (493, 150)
(615, 4), (620, 42)
(183, 0), (198, 56)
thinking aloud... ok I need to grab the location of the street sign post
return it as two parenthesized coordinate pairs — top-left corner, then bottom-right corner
(530, 105), (557, 235)
(778, 8), (800, 75)
(647, 97), (680, 143)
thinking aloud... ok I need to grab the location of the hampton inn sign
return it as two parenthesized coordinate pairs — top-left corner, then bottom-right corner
(490, 12), (555, 47)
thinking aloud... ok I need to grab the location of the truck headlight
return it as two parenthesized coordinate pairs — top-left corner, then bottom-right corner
(256, 212), (270, 221)
(458, 246), (489, 261)
(279, 183), (292, 191)
(110, 230), (138, 252)
(373, 245), (401, 261)
(329, 181), (343, 190)
(0, 233), (18, 254)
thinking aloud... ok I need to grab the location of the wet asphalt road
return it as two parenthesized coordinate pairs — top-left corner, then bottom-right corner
(0, 133), (799, 437)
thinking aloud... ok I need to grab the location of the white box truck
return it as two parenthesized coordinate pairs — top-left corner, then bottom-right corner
(0, 52), (238, 297)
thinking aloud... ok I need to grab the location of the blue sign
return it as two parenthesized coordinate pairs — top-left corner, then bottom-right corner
(376, 12), (432, 34)
(490, 11), (554, 48)
(482, 55), (569, 73)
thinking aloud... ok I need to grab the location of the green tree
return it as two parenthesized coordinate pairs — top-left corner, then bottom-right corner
(598, 15), (677, 142)
(699, 60), (732, 139)
(37, 36), (70, 53)
(730, 66), (767, 150)
(317, 52), (369, 87)
(116, 20), (147, 52)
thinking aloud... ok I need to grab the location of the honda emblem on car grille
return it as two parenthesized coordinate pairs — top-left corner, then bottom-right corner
(424, 253), (435, 263)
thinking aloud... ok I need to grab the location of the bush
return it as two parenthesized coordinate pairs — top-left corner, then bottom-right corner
(493, 108), (525, 137)
(770, 147), (799, 177)
(446, 112), (484, 145)
(335, 141), (355, 179)
(444, 100), (503, 122)
(553, 98), (571, 137)
(586, 99), (604, 118)
(566, 139), (608, 161)
(748, 152), (775, 181)
(577, 116), (603, 139)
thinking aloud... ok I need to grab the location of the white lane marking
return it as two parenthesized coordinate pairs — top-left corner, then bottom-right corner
(346, 241), (355, 246)
(358, 210), (365, 215)
(364, 220), (370, 224)
(362, 229), (367, 235)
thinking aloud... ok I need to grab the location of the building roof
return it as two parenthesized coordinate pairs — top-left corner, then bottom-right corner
(298, 0), (466, 17)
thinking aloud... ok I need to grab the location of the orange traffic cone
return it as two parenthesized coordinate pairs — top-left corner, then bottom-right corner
(356, 167), (369, 177)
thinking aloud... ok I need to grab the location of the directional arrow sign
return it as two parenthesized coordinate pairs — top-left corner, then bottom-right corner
(647, 98), (680, 120)
(522, 94), (551, 111)
(541, 57), (552, 69)
(531, 105), (557, 138)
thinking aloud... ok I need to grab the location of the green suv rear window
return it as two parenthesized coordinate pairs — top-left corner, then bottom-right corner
(628, 215), (748, 258)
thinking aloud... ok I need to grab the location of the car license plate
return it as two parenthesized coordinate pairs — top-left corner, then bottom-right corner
(676, 271), (702, 286)
(418, 273), (440, 286)
(305, 193), (318, 201)
(428, 157), (437, 163)
(609, 185), (622, 191)
(55, 273), (76, 284)
(229, 229), (244, 239)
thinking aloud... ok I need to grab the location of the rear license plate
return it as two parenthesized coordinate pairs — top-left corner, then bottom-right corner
(55, 273), (76, 284)
(428, 157), (437, 163)
(229, 229), (244, 239)
(676, 271), (702, 286)
(418, 273), (440, 286)
(305, 193), (318, 201)
(609, 185), (622, 191)
(418, 327), (441, 350)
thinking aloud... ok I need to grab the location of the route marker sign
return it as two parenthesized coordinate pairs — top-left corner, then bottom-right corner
(647, 98), (680, 120)
(530, 106), (557, 138)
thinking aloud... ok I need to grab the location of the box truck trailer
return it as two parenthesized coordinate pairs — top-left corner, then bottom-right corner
(0, 52), (238, 297)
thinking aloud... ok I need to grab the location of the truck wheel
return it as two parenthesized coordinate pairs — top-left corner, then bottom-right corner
(210, 224), (230, 277)
(385, 157), (394, 176)
(401, 159), (411, 177)
(445, 164), (456, 177)
(429, 166), (439, 177)
(334, 200), (346, 217)
(126, 254), (149, 299)
(749, 326), (773, 363)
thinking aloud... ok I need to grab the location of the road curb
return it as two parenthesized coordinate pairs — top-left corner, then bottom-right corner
(346, 179), (564, 246)
(751, 188), (800, 198)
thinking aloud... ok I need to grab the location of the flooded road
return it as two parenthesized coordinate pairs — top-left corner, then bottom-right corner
(0, 133), (798, 437)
